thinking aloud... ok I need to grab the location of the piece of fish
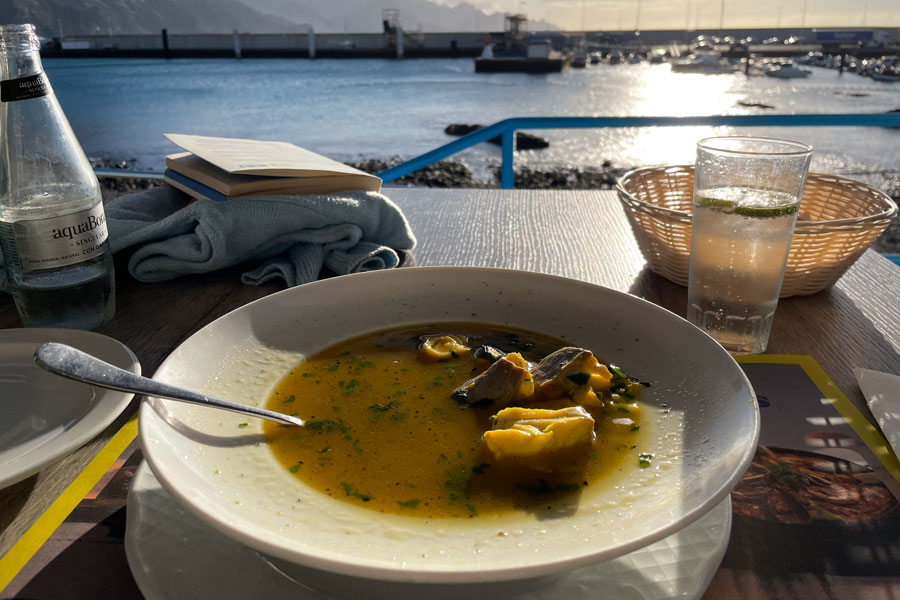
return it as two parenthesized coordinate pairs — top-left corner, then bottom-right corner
(531, 347), (605, 398)
(452, 352), (534, 407)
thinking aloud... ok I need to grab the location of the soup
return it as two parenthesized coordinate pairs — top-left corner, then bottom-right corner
(263, 324), (649, 519)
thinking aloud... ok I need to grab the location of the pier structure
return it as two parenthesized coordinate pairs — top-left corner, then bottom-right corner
(40, 27), (900, 59)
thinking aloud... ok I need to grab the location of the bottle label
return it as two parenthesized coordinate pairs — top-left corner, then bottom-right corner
(1, 72), (51, 102)
(0, 204), (109, 273)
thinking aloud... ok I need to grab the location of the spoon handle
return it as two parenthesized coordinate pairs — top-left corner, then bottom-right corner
(34, 343), (304, 427)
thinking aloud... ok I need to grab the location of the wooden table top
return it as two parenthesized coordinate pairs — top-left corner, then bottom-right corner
(1, 188), (899, 594)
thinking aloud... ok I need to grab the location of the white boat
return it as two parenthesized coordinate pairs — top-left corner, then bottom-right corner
(764, 62), (812, 78)
(670, 52), (737, 74)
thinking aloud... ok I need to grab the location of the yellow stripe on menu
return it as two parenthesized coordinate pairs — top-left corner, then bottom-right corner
(737, 354), (900, 482)
(0, 416), (139, 593)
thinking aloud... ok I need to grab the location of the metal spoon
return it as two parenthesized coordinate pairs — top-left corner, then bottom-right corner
(34, 342), (304, 427)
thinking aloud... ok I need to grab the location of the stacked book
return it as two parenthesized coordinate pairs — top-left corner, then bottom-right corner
(162, 134), (382, 202)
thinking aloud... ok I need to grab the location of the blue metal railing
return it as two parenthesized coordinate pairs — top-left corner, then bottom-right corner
(374, 114), (900, 189)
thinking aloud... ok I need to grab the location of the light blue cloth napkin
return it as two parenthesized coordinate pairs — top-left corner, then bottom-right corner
(0, 187), (416, 292)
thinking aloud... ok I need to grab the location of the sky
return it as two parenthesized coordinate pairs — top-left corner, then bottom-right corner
(431, 0), (900, 31)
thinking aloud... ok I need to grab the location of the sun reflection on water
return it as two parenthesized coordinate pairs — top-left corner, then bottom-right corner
(619, 65), (740, 167)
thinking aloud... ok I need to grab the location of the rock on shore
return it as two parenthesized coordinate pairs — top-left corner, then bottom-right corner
(345, 157), (626, 189)
(444, 124), (550, 151)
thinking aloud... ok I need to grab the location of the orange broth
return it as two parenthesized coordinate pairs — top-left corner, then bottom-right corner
(262, 324), (645, 519)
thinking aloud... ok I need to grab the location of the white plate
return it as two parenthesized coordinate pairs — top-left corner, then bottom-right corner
(125, 461), (732, 600)
(139, 267), (758, 587)
(0, 328), (139, 488)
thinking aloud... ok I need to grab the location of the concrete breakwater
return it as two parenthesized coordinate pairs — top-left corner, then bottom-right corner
(41, 28), (896, 60)
(44, 30), (490, 59)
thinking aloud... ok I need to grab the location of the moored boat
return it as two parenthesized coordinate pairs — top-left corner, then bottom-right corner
(571, 50), (588, 68)
(670, 52), (737, 74)
(764, 62), (812, 78)
(475, 40), (570, 73)
(872, 68), (900, 82)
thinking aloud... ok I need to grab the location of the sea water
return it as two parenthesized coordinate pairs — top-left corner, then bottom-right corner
(43, 58), (900, 181)
(686, 187), (800, 354)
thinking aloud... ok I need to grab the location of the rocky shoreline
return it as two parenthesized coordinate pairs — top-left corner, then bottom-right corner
(93, 157), (900, 254)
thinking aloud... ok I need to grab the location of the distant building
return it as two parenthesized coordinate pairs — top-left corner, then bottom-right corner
(813, 28), (900, 47)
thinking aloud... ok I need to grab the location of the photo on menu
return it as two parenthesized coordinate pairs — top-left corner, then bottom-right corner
(722, 359), (900, 577)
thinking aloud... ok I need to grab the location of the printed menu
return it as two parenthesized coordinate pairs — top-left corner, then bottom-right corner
(708, 355), (900, 599)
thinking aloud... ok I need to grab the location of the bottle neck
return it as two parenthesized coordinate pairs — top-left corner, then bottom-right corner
(1, 25), (44, 81)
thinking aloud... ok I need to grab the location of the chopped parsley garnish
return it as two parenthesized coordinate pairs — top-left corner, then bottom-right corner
(339, 481), (372, 501)
(639, 453), (654, 467)
(348, 355), (375, 369)
(237, 422), (248, 428)
(397, 498), (421, 509)
(305, 418), (350, 434)
(340, 379), (361, 395)
(443, 464), (471, 504)
(473, 345), (504, 363)
(567, 372), (591, 386)
(609, 365), (628, 379)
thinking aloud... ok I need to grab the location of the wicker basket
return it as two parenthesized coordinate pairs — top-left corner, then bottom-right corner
(616, 166), (898, 297)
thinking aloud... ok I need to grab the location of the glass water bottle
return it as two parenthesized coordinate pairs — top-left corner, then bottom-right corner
(0, 24), (115, 329)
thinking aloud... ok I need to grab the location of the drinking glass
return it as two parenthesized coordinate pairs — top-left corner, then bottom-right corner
(686, 136), (813, 354)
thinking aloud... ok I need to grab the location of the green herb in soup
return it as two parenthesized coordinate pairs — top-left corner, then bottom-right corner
(263, 324), (648, 519)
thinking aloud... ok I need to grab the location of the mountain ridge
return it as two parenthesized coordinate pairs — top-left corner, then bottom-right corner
(2, 0), (559, 37)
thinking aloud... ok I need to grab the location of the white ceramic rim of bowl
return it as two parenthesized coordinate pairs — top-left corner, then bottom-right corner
(139, 266), (759, 584)
(0, 327), (140, 488)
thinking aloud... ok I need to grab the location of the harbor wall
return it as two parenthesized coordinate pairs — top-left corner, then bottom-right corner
(43, 28), (900, 59)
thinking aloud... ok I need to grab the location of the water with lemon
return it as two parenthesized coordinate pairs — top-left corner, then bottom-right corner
(687, 186), (800, 354)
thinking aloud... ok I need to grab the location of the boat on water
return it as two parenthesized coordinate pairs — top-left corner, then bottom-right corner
(475, 40), (570, 73)
(571, 49), (588, 68)
(764, 62), (812, 79)
(670, 52), (737, 74)
(474, 15), (569, 74)
(872, 68), (900, 82)
(871, 57), (900, 82)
